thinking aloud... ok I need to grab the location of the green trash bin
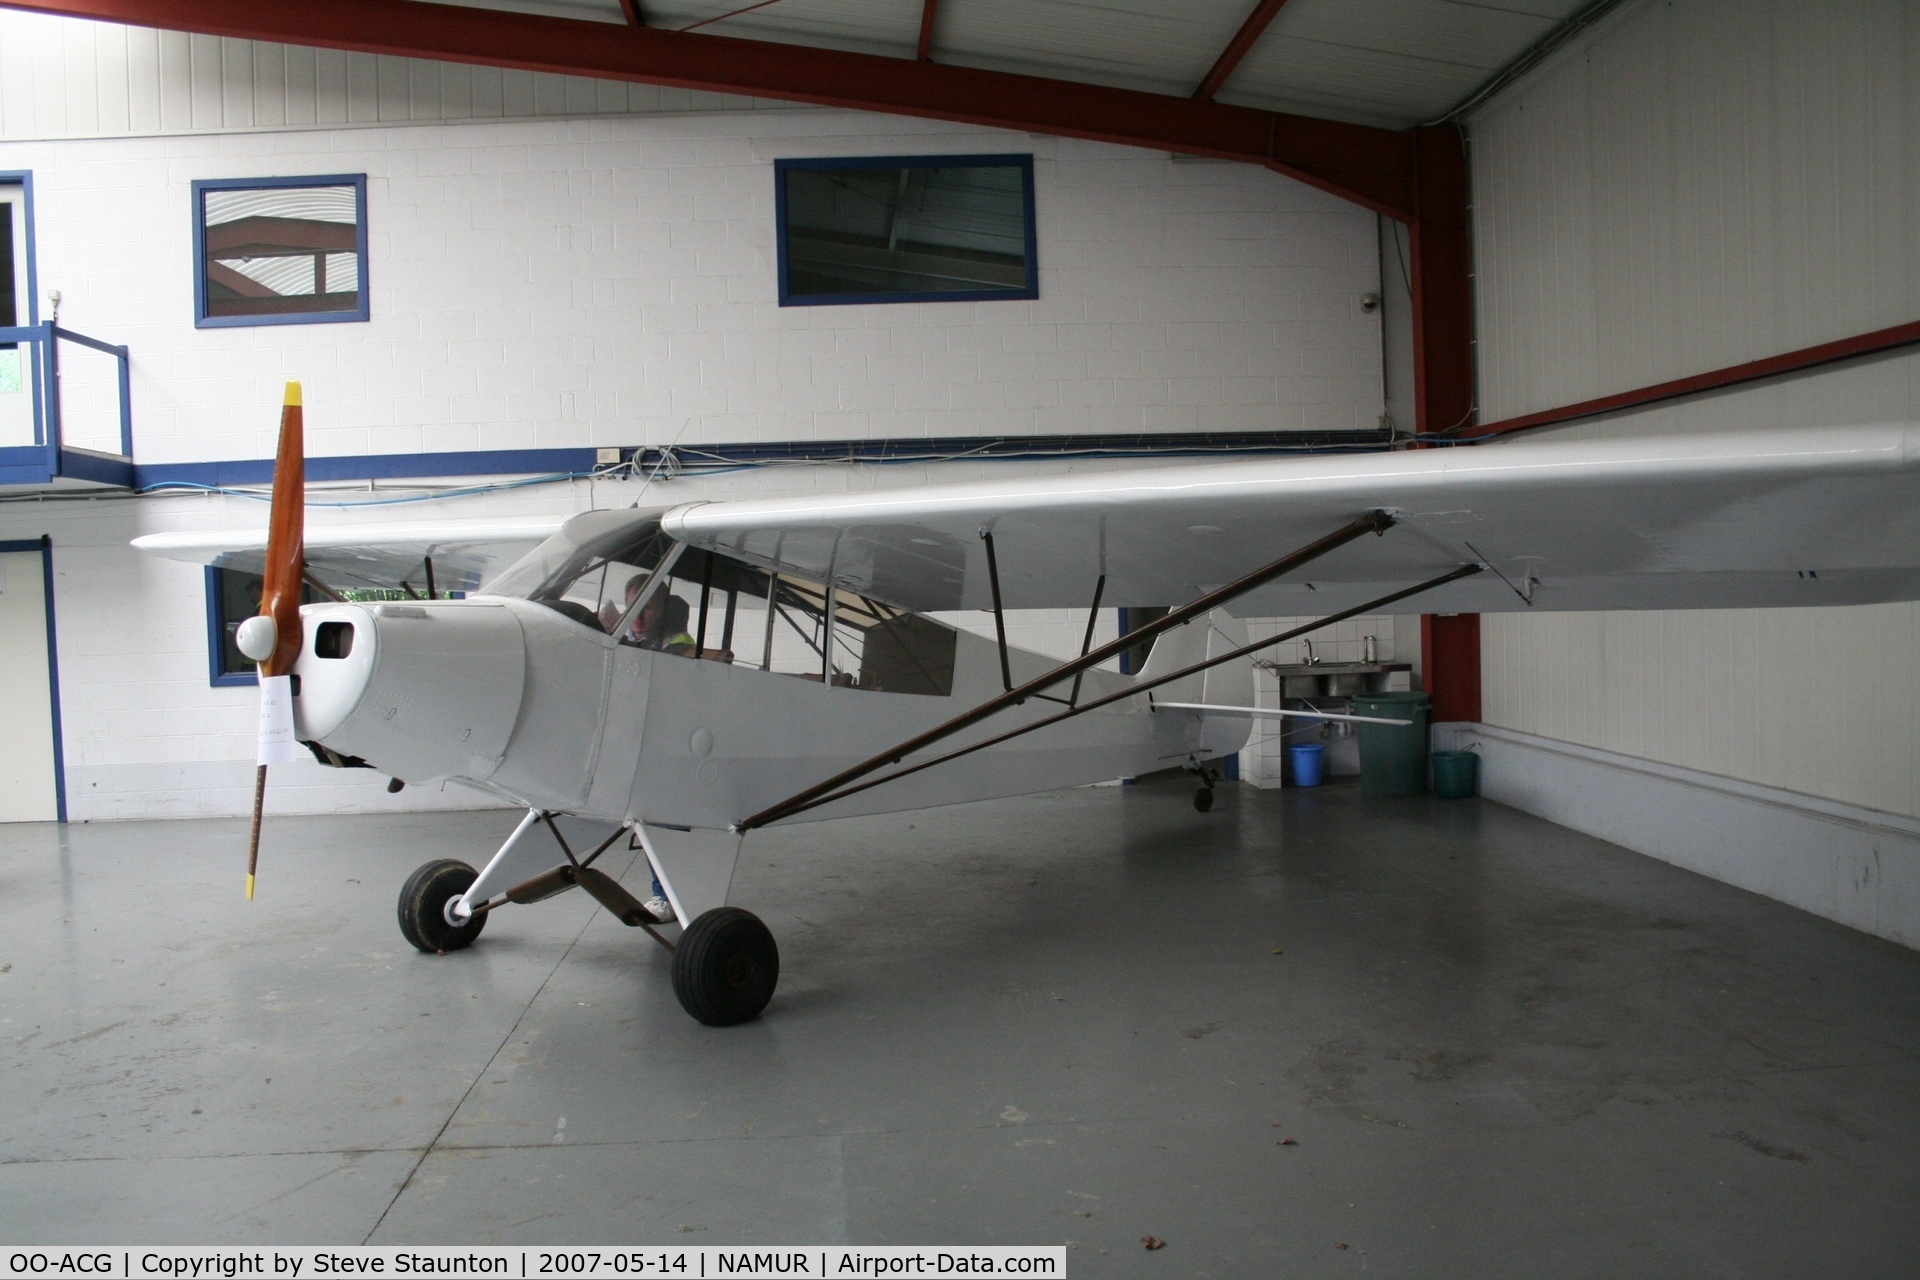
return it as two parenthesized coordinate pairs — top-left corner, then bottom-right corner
(1352, 691), (1431, 796)
(1431, 750), (1479, 799)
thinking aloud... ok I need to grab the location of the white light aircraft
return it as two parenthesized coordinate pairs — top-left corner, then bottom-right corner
(135, 387), (1920, 1023)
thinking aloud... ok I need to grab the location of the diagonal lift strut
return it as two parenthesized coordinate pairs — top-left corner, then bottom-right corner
(736, 511), (1409, 832)
(748, 562), (1485, 827)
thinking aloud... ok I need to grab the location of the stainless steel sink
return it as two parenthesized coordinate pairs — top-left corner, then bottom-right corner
(1258, 661), (1412, 699)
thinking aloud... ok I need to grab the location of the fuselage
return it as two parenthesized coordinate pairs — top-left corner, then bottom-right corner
(289, 586), (1250, 830)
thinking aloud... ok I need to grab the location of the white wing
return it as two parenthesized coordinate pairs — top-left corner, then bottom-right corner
(132, 517), (567, 593)
(661, 425), (1920, 615)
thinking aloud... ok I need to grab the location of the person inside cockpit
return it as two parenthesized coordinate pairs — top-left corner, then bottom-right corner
(605, 577), (696, 654)
(600, 574), (647, 638)
(649, 594), (697, 655)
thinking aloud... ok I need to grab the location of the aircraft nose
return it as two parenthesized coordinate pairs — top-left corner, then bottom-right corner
(294, 601), (528, 781)
(294, 604), (378, 741)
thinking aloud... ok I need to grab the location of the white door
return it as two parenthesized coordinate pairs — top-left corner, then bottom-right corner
(0, 183), (35, 448)
(0, 549), (59, 821)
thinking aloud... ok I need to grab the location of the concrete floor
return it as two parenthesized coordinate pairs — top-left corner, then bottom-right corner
(1, 777), (1917, 1275)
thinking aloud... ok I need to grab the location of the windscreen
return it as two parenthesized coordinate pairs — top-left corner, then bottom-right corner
(484, 510), (678, 632)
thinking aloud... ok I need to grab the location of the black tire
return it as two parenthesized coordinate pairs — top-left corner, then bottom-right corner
(1194, 787), (1215, 813)
(398, 859), (487, 953)
(672, 907), (779, 1026)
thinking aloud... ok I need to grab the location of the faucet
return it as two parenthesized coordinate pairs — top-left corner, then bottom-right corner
(1303, 639), (1319, 665)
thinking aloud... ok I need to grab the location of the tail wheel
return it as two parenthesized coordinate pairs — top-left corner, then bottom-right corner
(1194, 787), (1215, 812)
(398, 859), (487, 953)
(672, 907), (779, 1026)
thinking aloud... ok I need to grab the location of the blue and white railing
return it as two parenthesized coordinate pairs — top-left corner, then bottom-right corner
(0, 322), (134, 487)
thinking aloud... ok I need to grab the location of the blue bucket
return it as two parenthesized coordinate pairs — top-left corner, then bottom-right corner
(1289, 743), (1325, 788)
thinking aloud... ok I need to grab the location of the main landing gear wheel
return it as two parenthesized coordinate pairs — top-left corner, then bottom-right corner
(1190, 759), (1221, 812)
(672, 907), (779, 1026)
(398, 859), (487, 953)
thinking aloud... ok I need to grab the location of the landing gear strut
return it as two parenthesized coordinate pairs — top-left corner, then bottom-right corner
(395, 821), (779, 1026)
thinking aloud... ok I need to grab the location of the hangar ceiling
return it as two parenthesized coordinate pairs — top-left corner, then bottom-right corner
(438, 0), (1598, 129)
(3, 0), (1610, 135)
(2, 0), (1618, 222)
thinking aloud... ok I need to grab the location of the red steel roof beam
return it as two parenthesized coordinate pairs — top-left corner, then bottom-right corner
(1407, 126), (1481, 723)
(679, 0), (784, 35)
(916, 0), (938, 61)
(1459, 318), (1920, 441)
(1409, 125), (1475, 438)
(617, 0), (641, 26)
(1194, 0), (1291, 101)
(0, 0), (1416, 219)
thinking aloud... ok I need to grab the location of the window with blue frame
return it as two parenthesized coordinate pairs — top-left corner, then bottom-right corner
(0, 195), (19, 392)
(207, 567), (304, 686)
(775, 155), (1037, 306)
(192, 175), (368, 328)
(206, 567), (434, 685)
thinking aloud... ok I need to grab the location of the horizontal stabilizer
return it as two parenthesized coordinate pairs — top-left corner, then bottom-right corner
(1155, 701), (1412, 726)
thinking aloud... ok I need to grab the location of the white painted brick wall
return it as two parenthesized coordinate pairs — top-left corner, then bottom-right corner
(2, 109), (1383, 466)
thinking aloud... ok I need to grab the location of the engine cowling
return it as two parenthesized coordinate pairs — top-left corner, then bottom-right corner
(293, 601), (527, 783)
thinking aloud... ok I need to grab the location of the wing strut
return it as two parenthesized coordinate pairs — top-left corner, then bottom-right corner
(985, 531), (1107, 709)
(980, 528), (1016, 694)
(742, 561), (1483, 828)
(1067, 573), (1107, 708)
(302, 567), (346, 604)
(735, 511), (1399, 832)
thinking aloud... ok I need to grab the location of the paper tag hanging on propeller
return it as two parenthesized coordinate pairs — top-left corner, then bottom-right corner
(257, 673), (301, 765)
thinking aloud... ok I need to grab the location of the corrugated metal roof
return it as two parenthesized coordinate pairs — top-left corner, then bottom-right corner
(1220, 0), (1581, 126)
(892, 0), (1252, 99)
(438, 0), (1601, 128)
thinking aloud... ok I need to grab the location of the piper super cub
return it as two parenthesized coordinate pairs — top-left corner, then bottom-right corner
(135, 386), (1920, 1024)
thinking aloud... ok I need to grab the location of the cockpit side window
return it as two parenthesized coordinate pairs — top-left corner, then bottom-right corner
(493, 520), (959, 693)
(644, 548), (956, 695)
(615, 546), (741, 657)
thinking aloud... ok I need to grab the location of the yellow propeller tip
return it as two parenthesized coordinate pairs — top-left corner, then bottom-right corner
(245, 873), (255, 901)
(282, 381), (302, 407)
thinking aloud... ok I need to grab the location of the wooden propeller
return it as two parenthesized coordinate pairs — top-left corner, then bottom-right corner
(238, 383), (305, 899)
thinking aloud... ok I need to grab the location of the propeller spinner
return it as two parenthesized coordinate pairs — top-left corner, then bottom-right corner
(234, 382), (306, 898)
